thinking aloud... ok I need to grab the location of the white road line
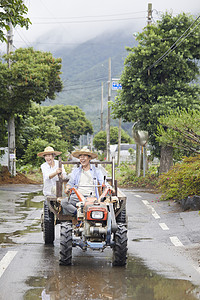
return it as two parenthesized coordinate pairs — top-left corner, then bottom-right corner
(170, 236), (184, 247)
(0, 251), (17, 278)
(159, 223), (169, 231)
(142, 200), (160, 219)
(142, 200), (149, 205)
(131, 192), (142, 198)
(152, 212), (160, 219)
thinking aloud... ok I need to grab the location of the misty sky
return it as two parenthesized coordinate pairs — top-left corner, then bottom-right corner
(9, 0), (199, 50)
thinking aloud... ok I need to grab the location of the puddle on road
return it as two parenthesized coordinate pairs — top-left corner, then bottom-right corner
(1, 189), (200, 299)
(23, 255), (200, 300)
(0, 191), (43, 244)
(132, 238), (152, 242)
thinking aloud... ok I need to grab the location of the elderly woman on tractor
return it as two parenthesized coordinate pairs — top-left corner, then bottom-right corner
(37, 146), (67, 196)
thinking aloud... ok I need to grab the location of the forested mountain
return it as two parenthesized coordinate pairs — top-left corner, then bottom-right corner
(44, 28), (137, 133)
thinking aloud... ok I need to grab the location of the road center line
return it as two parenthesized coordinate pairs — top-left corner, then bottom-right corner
(170, 236), (184, 247)
(142, 200), (160, 219)
(0, 251), (17, 278)
(159, 223), (169, 230)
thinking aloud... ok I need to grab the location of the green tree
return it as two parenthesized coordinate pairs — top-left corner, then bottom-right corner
(1, 47), (63, 117)
(22, 138), (68, 168)
(15, 103), (68, 167)
(14, 103), (94, 166)
(156, 108), (200, 157)
(0, 115), (7, 147)
(0, 0), (30, 42)
(43, 105), (93, 149)
(0, 47), (63, 173)
(93, 127), (133, 151)
(111, 12), (200, 173)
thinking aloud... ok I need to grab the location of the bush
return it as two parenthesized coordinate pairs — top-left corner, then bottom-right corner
(159, 155), (200, 201)
(115, 162), (159, 188)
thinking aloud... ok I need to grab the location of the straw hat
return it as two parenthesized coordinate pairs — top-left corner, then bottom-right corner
(72, 147), (98, 159)
(37, 146), (62, 157)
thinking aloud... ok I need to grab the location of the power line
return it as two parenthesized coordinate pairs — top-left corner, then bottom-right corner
(13, 39), (132, 46)
(13, 32), (199, 48)
(147, 15), (200, 73)
(31, 10), (146, 20)
(163, 20), (200, 59)
(39, 0), (78, 45)
(4, 77), (108, 91)
(14, 28), (31, 47)
(8, 83), (104, 93)
(62, 84), (103, 92)
(33, 16), (146, 25)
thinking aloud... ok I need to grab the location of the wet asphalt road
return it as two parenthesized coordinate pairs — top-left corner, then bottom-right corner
(0, 184), (200, 299)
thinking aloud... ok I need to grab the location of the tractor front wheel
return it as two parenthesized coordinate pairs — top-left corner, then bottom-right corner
(43, 200), (55, 244)
(112, 224), (127, 266)
(59, 222), (73, 265)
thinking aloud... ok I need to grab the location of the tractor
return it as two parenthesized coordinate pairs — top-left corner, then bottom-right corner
(42, 157), (127, 266)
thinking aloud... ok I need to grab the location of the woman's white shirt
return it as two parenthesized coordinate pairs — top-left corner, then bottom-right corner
(41, 160), (66, 196)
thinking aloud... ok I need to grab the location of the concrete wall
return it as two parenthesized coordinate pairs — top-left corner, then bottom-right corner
(0, 147), (8, 166)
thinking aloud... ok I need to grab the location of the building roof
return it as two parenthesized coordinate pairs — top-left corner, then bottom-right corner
(115, 144), (136, 151)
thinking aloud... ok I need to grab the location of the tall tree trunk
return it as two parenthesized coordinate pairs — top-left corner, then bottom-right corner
(8, 115), (16, 176)
(159, 145), (173, 175)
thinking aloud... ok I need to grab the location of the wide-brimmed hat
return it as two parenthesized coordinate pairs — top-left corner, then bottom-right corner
(37, 146), (62, 157)
(72, 148), (98, 159)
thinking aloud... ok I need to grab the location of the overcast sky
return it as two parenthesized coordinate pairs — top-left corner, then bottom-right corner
(2, 0), (200, 50)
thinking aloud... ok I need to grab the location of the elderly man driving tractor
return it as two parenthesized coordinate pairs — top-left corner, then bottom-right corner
(63, 147), (108, 216)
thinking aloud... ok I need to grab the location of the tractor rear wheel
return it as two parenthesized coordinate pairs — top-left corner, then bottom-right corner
(116, 207), (127, 224)
(112, 224), (127, 266)
(59, 222), (73, 265)
(43, 200), (55, 244)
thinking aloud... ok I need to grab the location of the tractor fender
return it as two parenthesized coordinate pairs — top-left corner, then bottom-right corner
(109, 203), (117, 233)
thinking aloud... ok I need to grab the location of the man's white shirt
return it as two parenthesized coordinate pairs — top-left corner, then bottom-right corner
(78, 169), (95, 196)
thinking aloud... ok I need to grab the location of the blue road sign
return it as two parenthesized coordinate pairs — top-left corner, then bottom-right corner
(112, 81), (122, 90)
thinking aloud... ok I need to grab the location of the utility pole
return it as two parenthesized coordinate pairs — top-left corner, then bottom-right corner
(117, 117), (122, 166)
(136, 144), (141, 177)
(147, 3), (152, 25)
(7, 22), (16, 177)
(106, 57), (111, 161)
(100, 82), (103, 131)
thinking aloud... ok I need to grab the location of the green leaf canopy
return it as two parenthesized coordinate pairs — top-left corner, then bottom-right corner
(0, 47), (63, 118)
(0, 0), (31, 42)
(43, 105), (93, 149)
(111, 12), (200, 157)
(93, 127), (133, 151)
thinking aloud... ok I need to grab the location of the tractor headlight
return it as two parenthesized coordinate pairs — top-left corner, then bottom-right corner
(91, 211), (104, 219)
